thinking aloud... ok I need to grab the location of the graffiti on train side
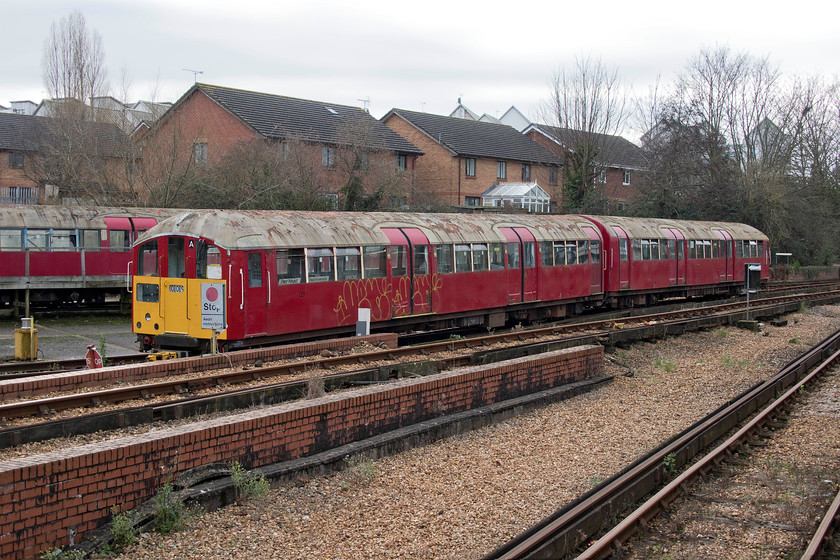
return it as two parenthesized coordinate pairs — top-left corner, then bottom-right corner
(333, 274), (443, 325)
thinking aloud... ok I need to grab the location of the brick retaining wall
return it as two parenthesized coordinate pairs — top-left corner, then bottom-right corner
(0, 344), (602, 559)
(0, 333), (397, 401)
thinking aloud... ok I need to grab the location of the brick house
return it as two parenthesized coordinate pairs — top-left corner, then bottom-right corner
(138, 83), (422, 208)
(0, 112), (133, 205)
(381, 108), (561, 210)
(524, 124), (646, 212)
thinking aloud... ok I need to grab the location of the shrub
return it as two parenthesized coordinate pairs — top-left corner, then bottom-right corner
(230, 461), (271, 501)
(109, 506), (136, 548)
(153, 483), (190, 534)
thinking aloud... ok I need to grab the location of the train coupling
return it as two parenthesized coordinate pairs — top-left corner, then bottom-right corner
(147, 350), (188, 361)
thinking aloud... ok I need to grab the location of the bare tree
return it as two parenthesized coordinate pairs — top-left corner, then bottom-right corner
(41, 10), (108, 118)
(544, 54), (631, 210)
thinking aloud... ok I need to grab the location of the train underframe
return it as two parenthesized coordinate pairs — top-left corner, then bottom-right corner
(137, 280), (745, 355)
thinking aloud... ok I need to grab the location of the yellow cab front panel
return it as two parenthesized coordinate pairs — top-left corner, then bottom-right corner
(133, 277), (228, 350)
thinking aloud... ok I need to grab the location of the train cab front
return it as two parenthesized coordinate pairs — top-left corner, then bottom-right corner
(132, 235), (228, 354)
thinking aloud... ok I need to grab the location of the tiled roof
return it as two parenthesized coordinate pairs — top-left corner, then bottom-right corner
(0, 112), (129, 157)
(531, 124), (646, 169)
(195, 84), (422, 154)
(385, 109), (560, 165)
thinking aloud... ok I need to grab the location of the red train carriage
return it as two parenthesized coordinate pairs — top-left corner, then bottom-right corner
(131, 211), (603, 352)
(584, 216), (770, 307)
(0, 205), (179, 315)
(131, 210), (770, 353)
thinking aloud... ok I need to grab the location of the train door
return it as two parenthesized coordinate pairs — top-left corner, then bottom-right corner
(499, 227), (537, 303)
(611, 226), (630, 289)
(243, 252), (267, 337)
(665, 228), (686, 285)
(581, 226), (603, 294)
(161, 237), (189, 334)
(381, 228), (432, 316)
(715, 230), (734, 281)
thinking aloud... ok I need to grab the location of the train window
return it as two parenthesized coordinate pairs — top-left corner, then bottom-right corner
(110, 230), (130, 252)
(413, 245), (429, 275)
(308, 248), (334, 282)
(523, 242), (535, 269)
(507, 243), (520, 269)
(248, 253), (263, 287)
(666, 239), (675, 260)
(138, 241), (159, 276)
(590, 240), (601, 264)
(756, 240), (763, 258)
(436, 245), (454, 274)
(578, 240), (589, 265)
(566, 242), (577, 265)
(455, 245), (471, 273)
(688, 240), (697, 259)
(391, 246), (407, 277)
(540, 242), (553, 266)
(554, 241), (566, 266)
(749, 240), (758, 258)
(197, 242), (223, 280)
(649, 240), (659, 260)
(619, 238), (628, 261)
(490, 243), (505, 270)
(26, 229), (50, 251)
(363, 246), (388, 279)
(336, 247), (362, 281)
(136, 283), (160, 303)
(677, 240), (685, 260)
(631, 239), (641, 261)
(79, 230), (100, 250)
(704, 240), (713, 258)
(276, 249), (305, 284)
(168, 238), (186, 278)
(0, 229), (23, 249)
(52, 230), (77, 250)
(473, 244), (489, 271)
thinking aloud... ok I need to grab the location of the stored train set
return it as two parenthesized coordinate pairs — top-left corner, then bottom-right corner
(129, 210), (770, 353)
(0, 205), (180, 314)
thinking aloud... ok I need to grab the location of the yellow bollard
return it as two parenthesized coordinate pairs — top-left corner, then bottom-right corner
(14, 317), (38, 361)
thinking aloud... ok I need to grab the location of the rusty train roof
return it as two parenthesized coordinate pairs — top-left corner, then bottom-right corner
(584, 215), (769, 241)
(138, 210), (596, 250)
(0, 205), (181, 229)
(138, 210), (768, 250)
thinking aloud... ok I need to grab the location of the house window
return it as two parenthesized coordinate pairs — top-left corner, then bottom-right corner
(465, 158), (476, 177)
(193, 142), (208, 165)
(465, 196), (480, 206)
(521, 163), (531, 181)
(549, 166), (558, 185)
(277, 142), (290, 159)
(397, 154), (407, 171)
(9, 152), (24, 169)
(322, 146), (335, 167)
(598, 169), (606, 183)
(623, 169), (631, 185)
(497, 161), (506, 179)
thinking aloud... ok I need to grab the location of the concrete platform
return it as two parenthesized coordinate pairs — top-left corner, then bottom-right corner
(0, 315), (138, 362)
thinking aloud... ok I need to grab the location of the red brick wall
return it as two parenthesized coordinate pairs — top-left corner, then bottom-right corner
(0, 334), (397, 401)
(0, 345), (602, 559)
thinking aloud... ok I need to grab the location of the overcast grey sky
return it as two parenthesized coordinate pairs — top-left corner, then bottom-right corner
(3, 0), (838, 141)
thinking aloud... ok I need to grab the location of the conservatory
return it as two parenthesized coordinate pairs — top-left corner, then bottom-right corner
(481, 182), (551, 213)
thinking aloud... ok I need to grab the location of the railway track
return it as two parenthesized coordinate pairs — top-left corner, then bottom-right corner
(484, 313), (840, 559)
(3, 288), (840, 454)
